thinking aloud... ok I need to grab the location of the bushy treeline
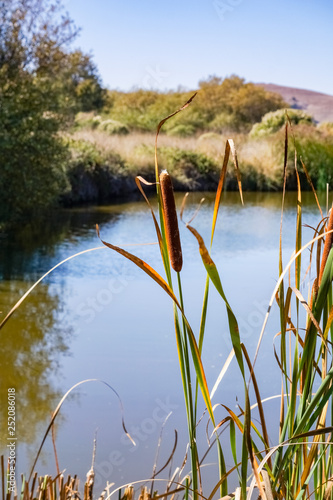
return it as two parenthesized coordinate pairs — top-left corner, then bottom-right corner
(0, 0), (105, 226)
(1, 0), (333, 228)
(78, 75), (285, 136)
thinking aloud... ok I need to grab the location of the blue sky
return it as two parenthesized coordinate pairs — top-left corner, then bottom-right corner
(64, 0), (333, 95)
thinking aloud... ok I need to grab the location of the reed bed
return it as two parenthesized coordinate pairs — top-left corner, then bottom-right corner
(3, 98), (333, 499)
(0, 454), (140, 500)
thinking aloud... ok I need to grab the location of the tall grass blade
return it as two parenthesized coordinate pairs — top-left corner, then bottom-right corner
(300, 158), (323, 219)
(210, 139), (244, 246)
(97, 227), (216, 425)
(242, 344), (271, 470)
(0, 246), (106, 330)
(135, 176), (163, 250)
(186, 224), (244, 376)
(210, 348), (235, 400)
(153, 94), (197, 182)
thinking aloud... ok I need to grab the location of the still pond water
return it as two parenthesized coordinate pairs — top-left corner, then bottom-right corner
(0, 191), (329, 494)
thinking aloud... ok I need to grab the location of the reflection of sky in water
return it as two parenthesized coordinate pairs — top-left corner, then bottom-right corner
(0, 191), (330, 493)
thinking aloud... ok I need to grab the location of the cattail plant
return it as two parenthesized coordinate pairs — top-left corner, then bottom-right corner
(159, 170), (183, 273)
(318, 203), (333, 285)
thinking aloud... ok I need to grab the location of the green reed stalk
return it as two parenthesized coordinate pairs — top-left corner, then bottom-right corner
(177, 272), (200, 496)
(158, 170), (199, 498)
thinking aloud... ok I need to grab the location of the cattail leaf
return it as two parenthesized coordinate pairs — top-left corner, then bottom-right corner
(273, 365), (333, 481)
(186, 223), (244, 376)
(291, 286), (324, 339)
(295, 153), (302, 292)
(323, 304), (333, 340)
(96, 226), (216, 425)
(297, 409), (329, 496)
(213, 402), (263, 473)
(300, 247), (333, 375)
(277, 123), (289, 405)
(252, 229), (333, 385)
(211, 139), (243, 247)
(229, 420), (238, 472)
(300, 158), (323, 220)
(153, 96), (197, 280)
(96, 224), (181, 308)
(135, 176), (164, 257)
(318, 204), (333, 285)
(242, 344), (272, 469)
(210, 348), (235, 399)
(154, 93), (197, 181)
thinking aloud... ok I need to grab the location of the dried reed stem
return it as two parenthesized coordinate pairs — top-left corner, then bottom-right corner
(159, 170), (183, 272)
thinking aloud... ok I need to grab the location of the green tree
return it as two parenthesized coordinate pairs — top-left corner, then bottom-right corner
(197, 75), (285, 132)
(230, 83), (286, 128)
(0, 0), (104, 225)
(57, 49), (106, 112)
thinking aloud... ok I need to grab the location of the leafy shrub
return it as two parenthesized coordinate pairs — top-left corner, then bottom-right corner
(197, 132), (222, 142)
(208, 111), (238, 132)
(98, 119), (129, 135)
(132, 144), (219, 189)
(159, 147), (219, 190)
(295, 126), (333, 190)
(75, 112), (102, 129)
(250, 108), (314, 137)
(318, 122), (333, 136)
(103, 76), (285, 134)
(64, 139), (134, 203)
(240, 135), (285, 190)
(166, 124), (196, 137)
(0, 76), (71, 224)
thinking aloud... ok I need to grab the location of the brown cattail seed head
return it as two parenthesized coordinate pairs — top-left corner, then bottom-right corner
(159, 170), (183, 272)
(319, 204), (333, 285)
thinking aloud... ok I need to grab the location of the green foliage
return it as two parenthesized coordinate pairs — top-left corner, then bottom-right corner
(197, 75), (286, 131)
(197, 132), (222, 142)
(207, 111), (238, 132)
(75, 112), (102, 129)
(165, 123), (196, 137)
(106, 89), (167, 131)
(68, 50), (106, 111)
(64, 139), (132, 204)
(75, 114), (129, 134)
(161, 147), (216, 174)
(295, 126), (333, 190)
(0, 0), (105, 225)
(98, 118), (129, 135)
(0, 70), (70, 223)
(318, 121), (333, 135)
(250, 108), (314, 137)
(133, 143), (219, 189)
(102, 76), (286, 134)
(57, 50), (106, 113)
(159, 147), (219, 190)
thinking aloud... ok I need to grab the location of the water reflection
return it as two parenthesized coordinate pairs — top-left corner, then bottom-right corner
(0, 208), (119, 280)
(0, 202), (147, 457)
(0, 280), (70, 447)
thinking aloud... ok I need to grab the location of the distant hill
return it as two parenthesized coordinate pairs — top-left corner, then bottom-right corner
(256, 83), (333, 123)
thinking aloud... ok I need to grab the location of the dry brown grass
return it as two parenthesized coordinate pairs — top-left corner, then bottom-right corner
(239, 136), (283, 185)
(70, 128), (286, 190)
(71, 129), (245, 167)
